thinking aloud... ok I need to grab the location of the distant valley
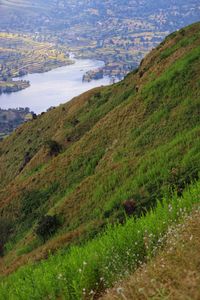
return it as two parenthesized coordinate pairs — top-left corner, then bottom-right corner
(0, 32), (73, 94)
(1, 0), (200, 79)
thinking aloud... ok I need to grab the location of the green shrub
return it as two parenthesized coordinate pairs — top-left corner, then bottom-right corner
(20, 183), (59, 225)
(36, 215), (60, 242)
(122, 199), (137, 216)
(0, 218), (12, 256)
(44, 140), (62, 156)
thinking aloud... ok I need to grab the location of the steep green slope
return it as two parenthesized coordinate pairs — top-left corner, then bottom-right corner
(0, 22), (200, 275)
(102, 205), (200, 300)
(0, 175), (200, 299)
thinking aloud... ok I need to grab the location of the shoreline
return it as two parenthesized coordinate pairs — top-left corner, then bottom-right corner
(0, 57), (111, 114)
(1, 60), (75, 96)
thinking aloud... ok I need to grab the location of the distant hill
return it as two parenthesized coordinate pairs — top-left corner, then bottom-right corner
(0, 0), (53, 13)
(0, 21), (199, 286)
(1, 0), (199, 31)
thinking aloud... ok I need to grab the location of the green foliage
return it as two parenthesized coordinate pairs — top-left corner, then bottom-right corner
(143, 46), (200, 113)
(0, 181), (199, 299)
(16, 239), (42, 257)
(44, 140), (62, 156)
(160, 34), (199, 60)
(21, 182), (59, 225)
(0, 218), (12, 256)
(36, 215), (60, 242)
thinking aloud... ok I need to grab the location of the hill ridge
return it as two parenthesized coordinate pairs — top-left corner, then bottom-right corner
(0, 22), (200, 278)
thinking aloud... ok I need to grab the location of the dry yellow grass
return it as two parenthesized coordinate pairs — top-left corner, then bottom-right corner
(101, 209), (200, 300)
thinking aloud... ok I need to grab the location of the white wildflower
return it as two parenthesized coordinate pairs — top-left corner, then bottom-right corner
(116, 287), (124, 294)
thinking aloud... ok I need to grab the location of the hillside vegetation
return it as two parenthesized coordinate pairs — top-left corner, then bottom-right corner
(102, 206), (200, 300)
(0, 178), (200, 299)
(0, 22), (200, 298)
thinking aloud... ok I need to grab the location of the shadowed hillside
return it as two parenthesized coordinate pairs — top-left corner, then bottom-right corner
(0, 22), (200, 283)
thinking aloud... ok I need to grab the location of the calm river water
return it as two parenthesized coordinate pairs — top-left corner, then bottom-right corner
(0, 59), (110, 113)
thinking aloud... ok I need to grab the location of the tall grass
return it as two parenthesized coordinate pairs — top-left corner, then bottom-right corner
(1, 25), (200, 257)
(0, 180), (200, 300)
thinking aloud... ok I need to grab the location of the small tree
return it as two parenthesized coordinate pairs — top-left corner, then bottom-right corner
(123, 199), (137, 216)
(36, 215), (60, 242)
(45, 140), (61, 156)
(0, 218), (12, 256)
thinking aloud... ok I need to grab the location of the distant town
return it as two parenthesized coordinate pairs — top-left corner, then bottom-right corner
(1, 0), (200, 81)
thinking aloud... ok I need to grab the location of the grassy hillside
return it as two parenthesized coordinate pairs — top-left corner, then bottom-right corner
(0, 174), (200, 299)
(0, 21), (200, 292)
(102, 206), (200, 300)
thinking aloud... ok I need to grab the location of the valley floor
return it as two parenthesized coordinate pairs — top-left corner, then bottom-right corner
(102, 208), (200, 300)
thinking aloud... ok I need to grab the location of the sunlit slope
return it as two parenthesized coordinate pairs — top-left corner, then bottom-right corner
(0, 22), (200, 273)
